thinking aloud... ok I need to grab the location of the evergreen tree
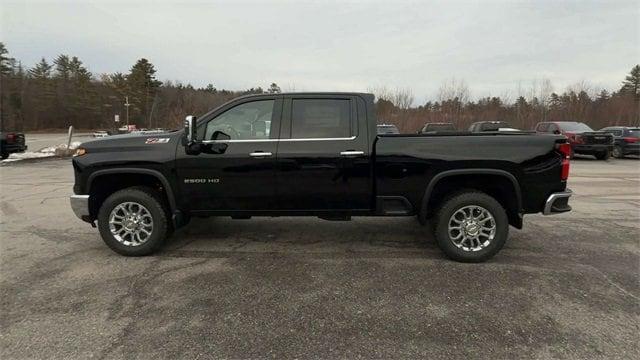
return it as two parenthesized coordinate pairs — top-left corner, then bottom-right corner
(620, 65), (640, 97)
(0, 42), (15, 76)
(127, 58), (162, 126)
(28, 58), (52, 79)
(267, 82), (281, 93)
(54, 55), (71, 79)
(596, 89), (610, 101)
(69, 56), (92, 81)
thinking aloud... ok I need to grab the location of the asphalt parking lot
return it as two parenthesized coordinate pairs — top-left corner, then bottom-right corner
(1, 157), (639, 358)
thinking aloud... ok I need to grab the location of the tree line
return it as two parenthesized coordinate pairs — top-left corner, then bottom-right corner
(0, 42), (638, 132)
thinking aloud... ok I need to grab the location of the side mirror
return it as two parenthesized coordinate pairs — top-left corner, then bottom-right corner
(553, 130), (561, 135)
(211, 130), (231, 141)
(184, 115), (197, 144)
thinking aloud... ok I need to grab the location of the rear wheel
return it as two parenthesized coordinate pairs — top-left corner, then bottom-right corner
(434, 190), (508, 262)
(612, 146), (623, 159)
(1, 152), (8, 160)
(595, 150), (610, 160)
(97, 187), (168, 256)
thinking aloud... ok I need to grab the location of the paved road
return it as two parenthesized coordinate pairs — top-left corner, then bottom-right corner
(1, 158), (638, 358)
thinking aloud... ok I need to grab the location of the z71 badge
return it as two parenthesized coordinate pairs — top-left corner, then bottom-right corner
(145, 138), (170, 144)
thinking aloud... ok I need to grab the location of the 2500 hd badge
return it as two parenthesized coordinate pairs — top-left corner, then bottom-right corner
(70, 92), (572, 262)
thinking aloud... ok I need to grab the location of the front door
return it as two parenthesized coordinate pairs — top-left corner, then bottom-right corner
(176, 96), (282, 212)
(275, 95), (372, 211)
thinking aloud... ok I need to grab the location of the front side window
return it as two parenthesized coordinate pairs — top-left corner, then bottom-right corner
(202, 100), (274, 140)
(291, 99), (351, 139)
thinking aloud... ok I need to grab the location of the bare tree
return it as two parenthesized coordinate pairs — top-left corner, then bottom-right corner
(437, 78), (470, 103)
(393, 87), (414, 110)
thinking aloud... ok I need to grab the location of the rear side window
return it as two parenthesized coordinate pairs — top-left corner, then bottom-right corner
(536, 123), (549, 132)
(291, 99), (351, 139)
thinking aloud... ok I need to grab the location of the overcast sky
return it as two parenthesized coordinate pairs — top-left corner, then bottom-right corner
(1, 0), (638, 103)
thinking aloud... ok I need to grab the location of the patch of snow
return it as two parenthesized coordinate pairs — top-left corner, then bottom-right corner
(1, 141), (83, 163)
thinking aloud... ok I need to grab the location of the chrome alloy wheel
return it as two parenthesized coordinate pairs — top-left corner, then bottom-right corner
(109, 202), (154, 246)
(447, 205), (496, 252)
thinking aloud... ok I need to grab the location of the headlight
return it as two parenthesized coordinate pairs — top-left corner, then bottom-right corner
(74, 148), (87, 157)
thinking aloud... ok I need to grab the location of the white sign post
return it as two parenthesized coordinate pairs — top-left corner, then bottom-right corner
(114, 114), (120, 123)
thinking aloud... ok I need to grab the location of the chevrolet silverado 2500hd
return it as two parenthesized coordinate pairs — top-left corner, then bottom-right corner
(70, 93), (572, 262)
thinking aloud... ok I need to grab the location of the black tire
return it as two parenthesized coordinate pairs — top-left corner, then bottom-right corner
(434, 190), (509, 263)
(97, 187), (168, 256)
(595, 150), (610, 160)
(1, 152), (8, 160)
(612, 146), (624, 159)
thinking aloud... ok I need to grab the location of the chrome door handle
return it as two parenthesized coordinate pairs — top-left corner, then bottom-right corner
(249, 152), (272, 157)
(340, 150), (364, 157)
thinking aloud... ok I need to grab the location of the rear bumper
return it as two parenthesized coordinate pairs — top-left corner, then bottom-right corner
(70, 195), (91, 222)
(543, 190), (572, 215)
(573, 144), (612, 154)
(2, 144), (27, 153)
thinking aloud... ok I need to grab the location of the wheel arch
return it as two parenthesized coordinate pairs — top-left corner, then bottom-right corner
(419, 169), (523, 228)
(87, 168), (177, 218)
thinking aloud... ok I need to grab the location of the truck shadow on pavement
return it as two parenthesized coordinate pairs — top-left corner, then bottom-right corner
(161, 216), (443, 260)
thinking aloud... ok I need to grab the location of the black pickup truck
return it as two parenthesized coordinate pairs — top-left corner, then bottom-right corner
(70, 93), (572, 262)
(0, 131), (27, 159)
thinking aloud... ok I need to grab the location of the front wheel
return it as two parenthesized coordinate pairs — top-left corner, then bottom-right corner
(97, 187), (168, 256)
(612, 146), (623, 159)
(595, 150), (610, 160)
(434, 191), (509, 262)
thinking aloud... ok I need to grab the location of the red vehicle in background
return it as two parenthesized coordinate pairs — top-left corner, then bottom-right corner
(535, 121), (613, 160)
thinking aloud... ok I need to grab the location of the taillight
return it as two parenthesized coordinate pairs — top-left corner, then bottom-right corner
(6, 133), (15, 143)
(557, 143), (571, 181)
(623, 137), (638, 143)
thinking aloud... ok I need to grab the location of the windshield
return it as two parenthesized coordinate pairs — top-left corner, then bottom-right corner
(377, 125), (399, 134)
(559, 122), (593, 132)
(425, 123), (455, 131)
(626, 129), (640, 137)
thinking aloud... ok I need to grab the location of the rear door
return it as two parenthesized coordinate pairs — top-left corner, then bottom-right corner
(275, 95), (372, 211)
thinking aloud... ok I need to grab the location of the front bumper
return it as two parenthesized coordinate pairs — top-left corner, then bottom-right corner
(573, 144), (612, 154)
(543, 190), (572, 215)
(622, 144), (640, 155)
(70, 195), (90, 221)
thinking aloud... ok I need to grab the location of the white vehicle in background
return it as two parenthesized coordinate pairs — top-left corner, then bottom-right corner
(92, 131), (111, 138)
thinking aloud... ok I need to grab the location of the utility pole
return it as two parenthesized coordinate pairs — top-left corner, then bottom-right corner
(124, 96), (130, 127)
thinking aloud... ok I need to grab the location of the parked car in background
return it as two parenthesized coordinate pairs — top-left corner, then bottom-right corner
(0, 131), (27, 159)
(535, 121), (613, 160)
(418, 122), (455, 133)
(599, 126), (640, 158)
(377, 124), (399, 134)
(93, 130), (112, 138)
(468, 121), (512, 132)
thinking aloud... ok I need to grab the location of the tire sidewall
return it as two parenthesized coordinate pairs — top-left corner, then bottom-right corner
(97, 188), (167, 256)
(613, 146), (623, 158)
(435, 192), (509, 263)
